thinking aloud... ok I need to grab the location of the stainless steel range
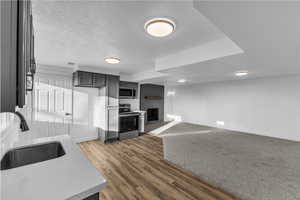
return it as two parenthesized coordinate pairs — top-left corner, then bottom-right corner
(119, 104), (140, 140)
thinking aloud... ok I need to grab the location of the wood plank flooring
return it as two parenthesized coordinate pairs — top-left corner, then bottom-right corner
(79, 134), (237, 200)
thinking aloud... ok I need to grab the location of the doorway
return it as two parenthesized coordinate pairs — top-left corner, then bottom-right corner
(32, 74), (73, 137)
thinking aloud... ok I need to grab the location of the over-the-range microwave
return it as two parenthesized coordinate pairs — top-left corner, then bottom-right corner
(119, 88), (136, 99)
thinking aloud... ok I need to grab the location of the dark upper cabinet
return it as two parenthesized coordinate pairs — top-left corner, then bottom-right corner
(120, 81), (138, 89)
(73, 71), (93, 87)
(106, 75), (119, 106)
(93, 73), (106, 88)
(73, 71), (106, 88)
(1, 0), (18, 112)
(1, 0), (34, 112)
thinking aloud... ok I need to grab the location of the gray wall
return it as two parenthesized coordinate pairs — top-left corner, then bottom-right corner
(165, 75), (300, 141)
(140, 84), (164, 123)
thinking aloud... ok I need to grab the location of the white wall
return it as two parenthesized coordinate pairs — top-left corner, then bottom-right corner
(37, 65), (100, 142)
(72, 87), (99, 142)
(164, 75), (300, 141)
(0, 113), (15, 137)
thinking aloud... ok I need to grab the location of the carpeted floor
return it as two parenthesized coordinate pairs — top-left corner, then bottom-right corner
(157, 122), (217, 136)
(162, 123), (300, 200)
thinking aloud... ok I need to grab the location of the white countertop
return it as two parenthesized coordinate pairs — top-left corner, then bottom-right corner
(1, 127), (107, 200)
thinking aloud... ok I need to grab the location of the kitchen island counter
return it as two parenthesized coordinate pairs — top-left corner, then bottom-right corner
(1, 127), (107, 200)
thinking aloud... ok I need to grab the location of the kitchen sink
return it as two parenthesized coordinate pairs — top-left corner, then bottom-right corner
(1, 142), (65, 170)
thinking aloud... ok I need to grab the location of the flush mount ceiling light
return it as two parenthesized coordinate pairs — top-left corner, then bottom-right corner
(104, 57), (120, 64)
(216, 121), (225, 126)
(177, 79), (186, 83)
(145, 18), (175, 37)
(235, 71), (248, 77)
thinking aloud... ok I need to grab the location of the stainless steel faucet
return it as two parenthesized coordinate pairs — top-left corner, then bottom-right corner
(14, 111), (29, 132)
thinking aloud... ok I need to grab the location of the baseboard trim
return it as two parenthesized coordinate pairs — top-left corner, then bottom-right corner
(73, 135), (99, 143)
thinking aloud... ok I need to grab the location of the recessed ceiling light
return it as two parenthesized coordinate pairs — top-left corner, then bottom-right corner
(235, 71), (248, 77)
(104, 57), (120, 64)
(67, 62), (75, 66)
(167, 91), (176, 96)
(177, 79), (186, 83)
(216, 121), (225, 126)
(145, 18), (175, 37)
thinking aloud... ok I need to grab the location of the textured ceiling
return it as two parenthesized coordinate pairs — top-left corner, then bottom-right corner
(32, 0), (223, 73)
(143, 1), (300, 85)
(32, 1), (300, 85)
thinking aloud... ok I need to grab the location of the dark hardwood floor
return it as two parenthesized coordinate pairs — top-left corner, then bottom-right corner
(79, 134), (237, 200)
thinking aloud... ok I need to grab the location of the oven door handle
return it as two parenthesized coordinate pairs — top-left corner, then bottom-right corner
(119, 114), (140, 117)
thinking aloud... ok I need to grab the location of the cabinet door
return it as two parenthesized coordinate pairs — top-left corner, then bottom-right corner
(25, 0), (31, 75)
(107, 107), (119, 139)
(120, 81), (138, 89)
(92, 73), (105, 88)
(29, 15), (35, 74)
(0, 0), (18, 112)
(0, 0), (33, 111)
(107, 75), (119, 106)
(17, 0), (28, 108)
(77, 71), (93, 87)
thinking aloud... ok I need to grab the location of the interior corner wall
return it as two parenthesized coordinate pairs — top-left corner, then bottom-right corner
(164, 75), (300, 141)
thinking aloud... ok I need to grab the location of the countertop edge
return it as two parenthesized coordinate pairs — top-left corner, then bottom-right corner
(68, 182), (107, 200)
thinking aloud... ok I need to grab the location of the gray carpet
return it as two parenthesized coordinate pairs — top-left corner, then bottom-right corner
(162, 123), (300, 200)
(159, 122), (217, 135)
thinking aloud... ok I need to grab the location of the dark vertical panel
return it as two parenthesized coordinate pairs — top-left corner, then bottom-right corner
(17, 0), (26, 108)
(0, 0), (18, 112)
(1, 0), (34, 111)
(107, 75), (119, 106)
(140, 84), (164, 123)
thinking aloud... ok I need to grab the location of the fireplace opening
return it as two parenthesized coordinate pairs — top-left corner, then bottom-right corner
(147, 108), (159, 122)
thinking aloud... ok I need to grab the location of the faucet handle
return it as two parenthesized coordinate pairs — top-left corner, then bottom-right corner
(14, 111), (30, 132)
